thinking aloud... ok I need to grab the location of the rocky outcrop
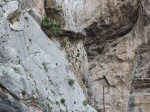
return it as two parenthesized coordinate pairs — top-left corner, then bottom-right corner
(45, 0), (140, 60)
(84, 0), (150, 112)
(0, 0), (96, 112)
(50, 0), (149, 111)
(84, 0), (140, 60)
(0, 0), (150, 112)
(128, 42), (150, 112)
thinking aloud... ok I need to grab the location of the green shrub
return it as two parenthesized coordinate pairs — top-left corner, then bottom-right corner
(82, 100), (88, 106)
(60, 98), (65, 104)
(21, 90), (26, 96)
(41, 17), (62, 34)
(24, 17), (28, 21)
(47, 97), (51, 102)
(47, 104), (52, 112)
(68, 78), (75, 86)
(14, 68), (20, 74)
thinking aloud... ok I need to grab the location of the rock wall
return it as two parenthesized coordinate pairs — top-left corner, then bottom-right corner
(0, 0), (150, 112)
(52, 0), (150, 111)
(0, 0), (96, 112)
(84, 0), (150, 112)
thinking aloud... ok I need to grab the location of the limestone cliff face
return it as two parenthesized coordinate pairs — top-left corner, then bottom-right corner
(85, 1), (150, 112)
(0, 0), (95, 112)
(44, 0), (150, 112)
(47, 0), (150, 112)
(0, 0), (150, 112)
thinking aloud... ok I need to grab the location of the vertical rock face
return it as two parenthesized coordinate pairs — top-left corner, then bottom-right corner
(47, 0), (139, 34)
(83, 0), (150, 112)
(0, 0), (96, 112)
(129, 43), (150, 112)
(0, 0), (150, 112)
(50, 0), (150, 111)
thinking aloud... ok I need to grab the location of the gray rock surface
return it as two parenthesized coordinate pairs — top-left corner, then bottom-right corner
(0, 0), (150, 112)
(0, 0), (96, 112)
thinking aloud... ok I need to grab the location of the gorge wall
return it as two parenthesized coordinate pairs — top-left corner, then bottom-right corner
(0, 0), (150, 112)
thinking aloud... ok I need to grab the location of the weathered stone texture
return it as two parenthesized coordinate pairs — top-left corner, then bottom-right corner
(0, 0), (150, 112)
(0, 0), (96, 112)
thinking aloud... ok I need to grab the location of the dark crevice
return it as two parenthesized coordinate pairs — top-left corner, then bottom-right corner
(84, 1), (140, 60)
(0, 83), (20, 100)
(103, 76), (111, 87)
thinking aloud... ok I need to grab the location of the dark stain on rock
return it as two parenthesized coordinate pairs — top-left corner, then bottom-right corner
(128, 96), (135, 112)
(84, 1), (140, 60)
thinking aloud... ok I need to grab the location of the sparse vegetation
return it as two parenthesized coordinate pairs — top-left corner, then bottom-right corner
(75, 58), (78, 63)
(68, 78), (75, 86)
(76, 52), (80, 57)
(56, 101), (59, 105)
(24, 16), (28, 21)
(21, 90), (26, 96)
(60, 98), (65, 104)
(47, 97), (51, 102)
(41, 17), (62, 34)
(47, 104), (52, 112)
(14, 68), (20, 74)
(82, 100), (88, 106)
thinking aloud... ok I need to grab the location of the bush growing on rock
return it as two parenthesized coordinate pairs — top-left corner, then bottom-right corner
(68, 78), (75, 86)
(82, 100), (88, 106)
(41, 17), (62, 34)
(60, 98), (65, 104)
